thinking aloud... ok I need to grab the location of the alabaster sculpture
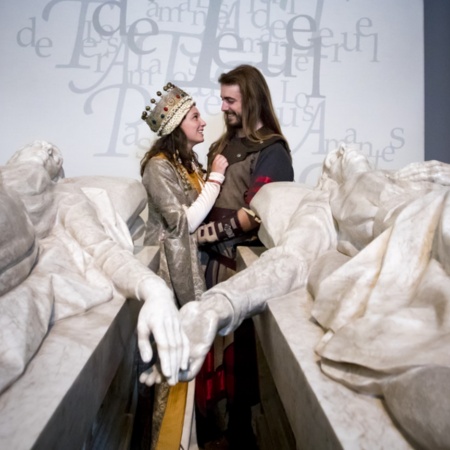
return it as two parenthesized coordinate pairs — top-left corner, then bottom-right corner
(0, 141), (188, 394)
(179, 144), (450, 449)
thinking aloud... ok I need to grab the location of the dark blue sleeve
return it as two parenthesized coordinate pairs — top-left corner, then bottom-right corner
(245, 143), (294, 204)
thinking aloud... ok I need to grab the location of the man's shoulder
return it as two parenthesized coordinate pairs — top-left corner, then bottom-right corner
(262, 136), (289, 151)
(240, 132), (288, 154)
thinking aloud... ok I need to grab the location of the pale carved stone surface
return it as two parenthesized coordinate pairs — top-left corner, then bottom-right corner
(180, 144), (450, 448)
(0, 141), (184, 395)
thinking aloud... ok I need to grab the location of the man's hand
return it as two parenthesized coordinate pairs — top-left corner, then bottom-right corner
(136, 286), (189, 386)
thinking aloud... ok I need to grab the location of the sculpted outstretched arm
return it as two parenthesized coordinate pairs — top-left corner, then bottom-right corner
(180, 190), (336, 380)
(177, 246), (314, 381)
(58, 189), (189, 385)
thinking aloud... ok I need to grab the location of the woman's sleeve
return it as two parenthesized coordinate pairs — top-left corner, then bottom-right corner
(143, 159), (224, 234)
(142, 159), (189, 237)
(184, 172), (225, 232)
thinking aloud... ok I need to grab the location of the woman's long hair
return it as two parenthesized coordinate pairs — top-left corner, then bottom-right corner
(210, 64), (287, 157)
(140, 124), (202, 177)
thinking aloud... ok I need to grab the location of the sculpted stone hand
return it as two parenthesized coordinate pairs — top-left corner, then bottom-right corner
(177, 188), (337, 382)
(1, 141), (193, 393)
(178, 297), (234, 381)
(136, 278), (190, 386)
(388, 159), (450, 185)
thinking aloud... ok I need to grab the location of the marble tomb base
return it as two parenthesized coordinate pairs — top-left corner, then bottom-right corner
(236, 246), (413, 450)
(0, 246), (196, 450)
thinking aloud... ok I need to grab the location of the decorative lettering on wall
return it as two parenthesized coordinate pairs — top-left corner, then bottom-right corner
(15, 0), (405, 182)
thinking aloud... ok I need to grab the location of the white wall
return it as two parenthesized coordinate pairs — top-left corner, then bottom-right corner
(0, 0), (423, 185)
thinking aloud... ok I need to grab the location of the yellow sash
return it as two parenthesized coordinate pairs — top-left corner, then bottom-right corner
(155, 382), (189, 450)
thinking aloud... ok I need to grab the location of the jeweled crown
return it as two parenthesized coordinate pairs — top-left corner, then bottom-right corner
(141, 82), (194, 137)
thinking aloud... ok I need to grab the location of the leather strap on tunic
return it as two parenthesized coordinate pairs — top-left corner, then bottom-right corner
(202, 130), (293, 282)
(207, 131), (291, 212)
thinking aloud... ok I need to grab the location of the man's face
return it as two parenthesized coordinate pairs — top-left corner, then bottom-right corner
(220, 84), (243, 129)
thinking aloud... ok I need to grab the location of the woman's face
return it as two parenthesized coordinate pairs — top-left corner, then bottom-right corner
(180, 105), (206, 150)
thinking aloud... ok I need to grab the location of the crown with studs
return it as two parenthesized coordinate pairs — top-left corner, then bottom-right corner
(141, 82), (194, 137)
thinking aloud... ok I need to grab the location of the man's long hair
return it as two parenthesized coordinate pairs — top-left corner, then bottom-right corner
(210, 65), (287, 156)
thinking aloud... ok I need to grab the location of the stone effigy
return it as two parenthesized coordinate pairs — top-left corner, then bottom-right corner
(309, 146), (450, 449)
(178, 144), (450, 449)
(0, 141), (188, 394)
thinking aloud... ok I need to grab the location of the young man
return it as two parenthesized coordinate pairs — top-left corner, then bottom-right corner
(197, 64), (294, 282)
(195, 64), (294, 450)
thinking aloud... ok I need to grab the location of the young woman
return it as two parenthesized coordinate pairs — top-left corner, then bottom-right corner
(138, 82), (228, 450)
(140, 82), (228, 308)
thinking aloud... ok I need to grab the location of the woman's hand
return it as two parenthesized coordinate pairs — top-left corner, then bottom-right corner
(210, 154), (229, 175)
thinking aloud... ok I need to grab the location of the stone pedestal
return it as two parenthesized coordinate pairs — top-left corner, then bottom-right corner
(236, 246), (412, 450)
(0, 246), (196, 450)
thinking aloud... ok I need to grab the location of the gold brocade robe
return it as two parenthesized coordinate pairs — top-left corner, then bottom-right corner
(142, 153), (206, 307)
(141, 153), (206, 449)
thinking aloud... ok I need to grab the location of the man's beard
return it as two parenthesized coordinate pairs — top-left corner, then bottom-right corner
(224, 112), (242, 129)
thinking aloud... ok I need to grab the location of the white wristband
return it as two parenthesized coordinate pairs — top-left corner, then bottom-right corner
(207, 172), (225, 184)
